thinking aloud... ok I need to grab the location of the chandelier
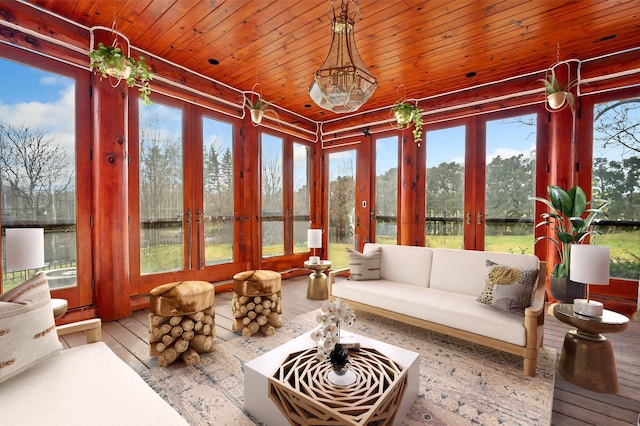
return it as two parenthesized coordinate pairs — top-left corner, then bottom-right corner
(308, 0), (377, 113)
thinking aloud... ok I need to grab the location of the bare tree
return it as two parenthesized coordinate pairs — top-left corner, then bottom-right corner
(594, 98), (640, 154)
(0, 124), (73, 222)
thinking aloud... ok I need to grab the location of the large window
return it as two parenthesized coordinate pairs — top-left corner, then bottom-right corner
(0, 59), (78, 292)
(139, 101), (184, 274)
(592, 97), (640, 279)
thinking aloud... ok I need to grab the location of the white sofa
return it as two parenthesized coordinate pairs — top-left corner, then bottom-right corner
(0, 319), (188, 425)
(329, 243), (547, 376)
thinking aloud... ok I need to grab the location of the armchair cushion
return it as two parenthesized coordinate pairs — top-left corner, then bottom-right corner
(0, 272), (62, 383)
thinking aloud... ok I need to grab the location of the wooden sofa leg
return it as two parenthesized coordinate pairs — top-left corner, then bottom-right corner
(523, 357), (536, 377)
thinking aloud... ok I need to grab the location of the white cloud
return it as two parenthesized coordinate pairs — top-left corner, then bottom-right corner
(0, 84), (75, 155)
(487, 145), (535, 163)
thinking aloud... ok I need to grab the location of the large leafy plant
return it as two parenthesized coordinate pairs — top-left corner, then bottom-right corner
(89, 42), (153, 105)
(532, 185), (610, 279)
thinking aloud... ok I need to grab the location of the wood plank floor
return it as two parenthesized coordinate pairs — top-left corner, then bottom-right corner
(60, 277), (640, 425)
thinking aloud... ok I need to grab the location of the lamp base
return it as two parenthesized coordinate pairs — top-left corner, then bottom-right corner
(308, 256), (320, 265)
(574, 299), (603, 317)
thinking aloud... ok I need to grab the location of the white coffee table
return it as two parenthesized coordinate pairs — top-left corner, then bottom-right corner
(244, 330), (419, 425)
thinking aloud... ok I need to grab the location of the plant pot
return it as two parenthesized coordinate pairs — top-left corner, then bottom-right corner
(549, 275), (586, 303)
(105, 57), (132, 80)
(250, 108), (264, 124)
(394, 110), (413, 125)
(327, 363), (356, 386)
(547, 92), (567, 109)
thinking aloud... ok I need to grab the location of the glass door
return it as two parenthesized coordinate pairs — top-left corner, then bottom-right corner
(138, 101), (185, 274)
(327, 149), (357, 268)
(374, 136), (399, 245)
(484, 113), (537, 254)
(424, 125), (466, 249)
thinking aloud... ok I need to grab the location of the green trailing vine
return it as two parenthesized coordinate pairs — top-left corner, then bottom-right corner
(391, 101), (423, 146)
(89, 42), (153, 105)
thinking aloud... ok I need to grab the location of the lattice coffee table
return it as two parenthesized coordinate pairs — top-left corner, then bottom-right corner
(244, 331), (419, 426)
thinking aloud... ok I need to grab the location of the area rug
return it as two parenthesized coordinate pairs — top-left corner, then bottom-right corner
(141, 310), (555, 425)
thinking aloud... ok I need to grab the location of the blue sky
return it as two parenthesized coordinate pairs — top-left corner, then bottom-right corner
(0, 58), (75, 155)
(1, 57), (627, 178)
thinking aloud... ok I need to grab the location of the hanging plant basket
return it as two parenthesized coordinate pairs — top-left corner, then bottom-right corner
(547, 91), (568, 109)
(89, 42), (153, 105)
(539, 74), (575, 112)
(250, 108), (264, 124)
(391, 101), (424, 146)
(246, 95), (280, 126)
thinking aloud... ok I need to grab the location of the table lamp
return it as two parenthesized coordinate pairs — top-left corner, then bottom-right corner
(307, 229), (322, 265)
(570, 244), (610, 317)
(6, 228), (45, 280)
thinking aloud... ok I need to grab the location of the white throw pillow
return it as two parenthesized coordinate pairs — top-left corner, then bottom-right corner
(0, 272), (62, 383)
(347, 247), (381, 280)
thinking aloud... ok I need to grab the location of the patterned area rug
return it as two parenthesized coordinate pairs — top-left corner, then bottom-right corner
(141, 310), (555, 425)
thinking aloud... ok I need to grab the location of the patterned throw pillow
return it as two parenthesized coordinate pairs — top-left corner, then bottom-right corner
(0, 272), (62, 383)
(477, 260), (540, 316)
(347, 247), (382, 281)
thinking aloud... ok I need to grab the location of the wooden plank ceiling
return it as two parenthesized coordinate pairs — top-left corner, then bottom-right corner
(27, 0), (640, 122)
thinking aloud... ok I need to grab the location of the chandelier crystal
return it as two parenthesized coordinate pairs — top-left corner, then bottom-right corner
(309, 0), (377, 113)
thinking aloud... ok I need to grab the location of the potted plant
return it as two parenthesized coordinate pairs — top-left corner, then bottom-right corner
(532, 185), (611, 301)
(89, 42), (153, 105)
(328, 343), (350, 375)
(246, 96), (280, 125)
(391, 101), (423, 146)
(539, 74), (576, 112)
(247, 97), (269, 124)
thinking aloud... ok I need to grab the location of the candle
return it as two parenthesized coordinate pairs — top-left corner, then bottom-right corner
(574, 298), (604, 317)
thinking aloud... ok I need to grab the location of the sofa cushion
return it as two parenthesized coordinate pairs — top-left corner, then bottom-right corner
(476, 260), (540, 316)
(363, 243), (433, 287)
(347, 247), (381, 280)
(331, 279), (526, 346)
(0, 272), (62, 384)
(430, 248), (540, 296)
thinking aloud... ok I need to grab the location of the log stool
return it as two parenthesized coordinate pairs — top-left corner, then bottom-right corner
(232, 270), (283, 337)
(148, 280), (215, 367)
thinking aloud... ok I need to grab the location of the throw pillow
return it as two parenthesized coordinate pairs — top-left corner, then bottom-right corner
(0, 272), (62, 383)
(476, 260), (539, 316)
(347, 247), (381, 281)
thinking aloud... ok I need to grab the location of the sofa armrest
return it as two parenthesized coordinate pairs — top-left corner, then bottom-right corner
(56, 318), (102, 344)
(328, 267), (350, 296)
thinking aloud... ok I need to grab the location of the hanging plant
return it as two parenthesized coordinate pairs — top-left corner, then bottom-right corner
(247, 97), (269, 124)
(539, 74), (576, 112)
(89, 42), (153, 105)
(246, 95), (279, 125)
(391, 101), (423, 146)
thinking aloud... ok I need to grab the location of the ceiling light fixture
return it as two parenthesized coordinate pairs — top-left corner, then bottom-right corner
(308, 0), (377, 113)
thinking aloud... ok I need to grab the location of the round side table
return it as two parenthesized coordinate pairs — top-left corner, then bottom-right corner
(304, 260), (332, 300)
(553, 303), (629, 393)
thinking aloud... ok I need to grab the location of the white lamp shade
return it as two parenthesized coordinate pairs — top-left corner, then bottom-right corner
(570, 244), (610, 285)
(307, 229), (322, 249)
(6, 228), (45, 271)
